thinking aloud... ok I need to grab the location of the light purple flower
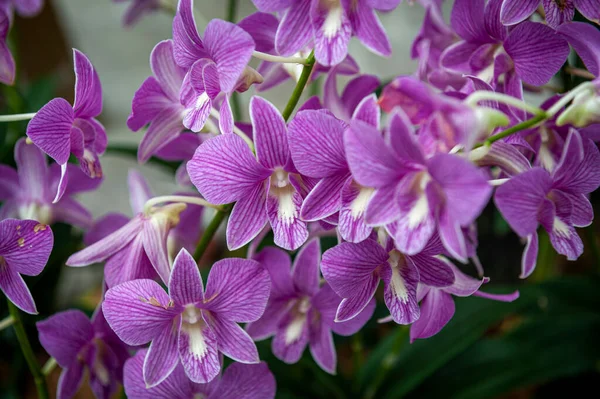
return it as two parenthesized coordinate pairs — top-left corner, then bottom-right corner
(124, 349), (276, 399)
(252, 0), (399, 66)
(67, 170), (195, 287)
(321, 234), (454, 324)
(37, 306), (130, 399)
(246, 239), (374, 374)
(128, 40), (188, 163)
(410, 263), (519, 342)
(114, 0), (161, 27)
(345, 108), (492, 260)
(26, 49), (106, 202)
(103, 248), (270, 386)
(188, 96), (310, 251)
(0, 218), (53, 314)
(287, 100), (379, 243)
(0, 0), (44, 17)
(441, 0), (570, 89)
(0, 138), (101, 229)
(0, 7), (14, 85)
(495, 129), (600, 277)
(557, 23), (600, 78)
(322, 66), (380, 123)
(172, 0), (257, 134)
(500, 0), (600, 28)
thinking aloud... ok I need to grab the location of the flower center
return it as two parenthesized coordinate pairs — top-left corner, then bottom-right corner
(181, 305), (209, 359)
(321, 0), (343, 39)
(388, 250), (409, 303)
(18, 202), (52, 225)
(284, 297), (311, 345)
(270, 168), (298, 225)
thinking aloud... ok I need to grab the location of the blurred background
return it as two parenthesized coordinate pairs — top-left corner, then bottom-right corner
(0, 0), (599, 398)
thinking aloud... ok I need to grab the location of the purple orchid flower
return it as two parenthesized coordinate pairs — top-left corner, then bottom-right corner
(410, 263), (519, 341)
(495, 129), (600, 277)
(26, 49), (106, 203)
(0, 0), (44, 16)
(124, 349), (276, 399)
(441, 0), (570, 91)
(113, 0), (161, 27)
(287, 99), (380, 243)
(154, 133), (205, 186)
(246, 239), (374, 374)
(322, 66), (380, 123)
(67, 170), (195, 287)
(0, 218), (53, 314)
(0, 138), (101, 229)
(252, 0), (399, 67)
(500, 0), (600, 28)
(188, 96), (310, 251)
(321, 234), (455, 324)
(238, 11), (360, 92)
(103, 248), (270, 386)
(128, 40), (188, 163)
(345, 108), (492, 261)
(172, 0), (258, 134)
(37, 306), (130, 399)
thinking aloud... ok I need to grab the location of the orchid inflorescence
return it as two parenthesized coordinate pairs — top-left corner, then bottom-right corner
(1, 0), (600, 398)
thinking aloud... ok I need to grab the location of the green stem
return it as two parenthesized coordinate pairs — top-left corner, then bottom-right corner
(226, 0), (242, 121)
(476, 112), (547, 148)
(282, 51), (316, 121)
(7, 301), (49, 399)
(0, 315), (15, 330)
(194, 206), (231, 262)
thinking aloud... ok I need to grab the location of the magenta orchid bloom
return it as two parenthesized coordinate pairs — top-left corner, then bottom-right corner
(188, 96), (310, 251)
(113, 0), (161, 27)
(103, 248), (270, 386)
(67, 170), (202, 287)
(124, 349), (276, 399)
(247, 239), (374, 374)
(0, 138), (101, 229)
(0, 218), (53, 314)
(172, 0), (257, 134)
(37, 306), (130, 399)
(500, 0), (600, 28)
(26, 49), (106, 203)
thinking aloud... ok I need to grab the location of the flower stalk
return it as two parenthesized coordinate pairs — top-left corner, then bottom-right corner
(0, 112), (36, 122)
(143, 195), (223, 214)
(7, 300), (49, 399)
(282, 51), (316, 121)
(0, 315), (15, 330)
(252, 51), (310, 65)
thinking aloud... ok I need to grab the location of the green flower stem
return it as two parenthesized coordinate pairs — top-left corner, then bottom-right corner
(41, 357), (57, 376)
(0, 315), (15, 330)
(227, 0), (242, 121)
(282, 51), (316, 121)
(194, 205), (231, 263)
(0, 112), (36, 122)
(473, 112), (548, 149)
(7, 300), (49, 399)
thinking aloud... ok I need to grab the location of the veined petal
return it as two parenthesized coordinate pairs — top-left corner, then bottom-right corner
(410, 254), (454, 288)
(142, 214), (174, 285)
(443, 263), (485, 297)
(0, 165), (18, 201)
(309, 318), (336, 374)
(138, 106), (185, 164)
(169, 249), (204, 306)
(364, 185), (400, 225)
(437, 206), (468, 262)
(67, 217), (142, 266)
(84, 213), (129, 246)
(345, 0), (391, 57)
(548, 217), (583, 260)
(272, 310), (310, 364)
(504, 22), (570, 86)
(311, 0), (352, 66)
(381, 255), (420, 324)
(500, 0), (538, 25)
(288, 110), (348, 177)
(543, 0), (575, 28)
(301, 174), (349, 221)
(219, 95), (234, 134)
(252, 246), (294, 298)
(26, 98), (74, 165)
(352, 93), (380, 129)
(203, 258), (270, 323)
(206, 314), (259, 363)
(227, 183), (268, 250)
(335, 274), (378, 322)
(251, 96), (289, 169)
(187, 134), (271, 204)
(178, 311), (220, 383)
(576, 0), (600, 23)
(15, 139), (48, 202)
(0, 219), (53, 276)
(0, 266), (37, 314)
(339, 179), (373, 243)
(238, 12), (279, 53)
(292, 238), (321, 296)
(494, 168), (552, 237)
(245, 298), (291, 340)
(102, 279), (179, 346)
(252, 0), (293, 12)
(143, 319), (181, 388)
(127, 76), (173, 131)
(73, 49), (102, 119)
(521, 232), (538, 279)
(387, 109), (424, 164)
(128, 170), (153, 215)
(321, 239), (387, 299)
(410, 288), (454, 341)
(216, 362), (276, 399)
(104, 236), (157, 287)
(57, 362), (85, 399)
(204, 19), (255, 93)
(151, 40), (186, 101)
(275, 0), (312, 56)
(172, 0), (208, 69)
(183, 91), (212, 133)
(450, 0), (490, 42)
(267, 184), (308, 250)
(553, 131), (600, 194)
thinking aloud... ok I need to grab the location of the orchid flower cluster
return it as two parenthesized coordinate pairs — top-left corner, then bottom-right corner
(1, 0), (600, 398)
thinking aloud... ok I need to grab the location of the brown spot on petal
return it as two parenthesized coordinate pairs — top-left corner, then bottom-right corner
(34, 223), (47, 233)
(16, 225), (21, 230)
(17, 237), (25, 247)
